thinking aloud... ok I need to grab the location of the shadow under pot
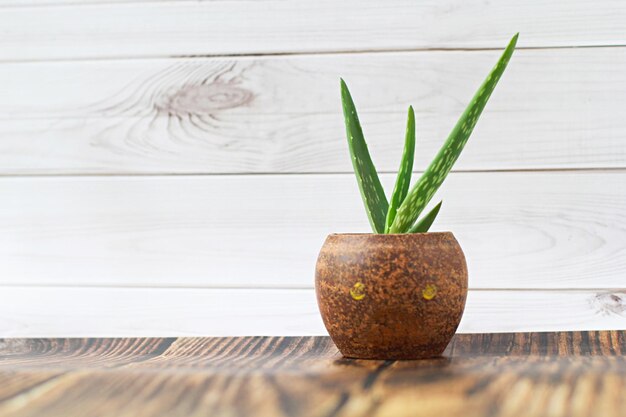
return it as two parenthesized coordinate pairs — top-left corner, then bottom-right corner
(315, 232), (468, 360)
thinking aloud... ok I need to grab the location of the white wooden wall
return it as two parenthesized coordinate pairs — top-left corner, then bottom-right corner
(1, 0), (626, 337)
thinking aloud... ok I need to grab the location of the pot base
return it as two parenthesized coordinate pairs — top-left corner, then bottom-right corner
(338, 345), (448, 360)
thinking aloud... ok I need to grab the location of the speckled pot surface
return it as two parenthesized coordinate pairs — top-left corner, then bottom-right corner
(315, 232), (468, 360)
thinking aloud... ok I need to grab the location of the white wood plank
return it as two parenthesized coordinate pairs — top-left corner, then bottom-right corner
(1, 172), (624, 289)
(1, 48), (626, 174)
(0, 287), (624, 337)
(0, 1), (625, 62)
(0, 0), (149, 6)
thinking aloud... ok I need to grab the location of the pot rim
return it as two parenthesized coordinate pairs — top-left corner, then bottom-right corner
(324, 231), (459, 244)
(328, 231), (453, 237)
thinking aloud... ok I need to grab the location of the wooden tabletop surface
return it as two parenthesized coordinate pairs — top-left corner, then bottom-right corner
(1, 331), (625, 417)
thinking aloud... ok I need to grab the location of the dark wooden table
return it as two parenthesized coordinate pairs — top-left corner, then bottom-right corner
(1, 331), (625, 417)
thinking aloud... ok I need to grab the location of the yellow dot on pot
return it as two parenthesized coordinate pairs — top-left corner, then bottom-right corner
(422, 284), (438, 300)
(350, 282), (365, 301)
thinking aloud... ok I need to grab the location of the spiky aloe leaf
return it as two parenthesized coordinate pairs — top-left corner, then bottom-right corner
(408, 201), (442, 233)
(385, 106), (416, 233)
(340, 79), (389, 233)
(389, 33), (518, 233)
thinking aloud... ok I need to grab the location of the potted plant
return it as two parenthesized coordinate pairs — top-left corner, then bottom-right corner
(315, 34), (518, 359)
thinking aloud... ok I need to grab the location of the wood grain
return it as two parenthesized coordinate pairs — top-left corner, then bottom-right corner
(0, 0), (626, 62)
(0, 48), (625, 174)
(0, 0), (150, 5)
(1, 287), (625, 337)
(1, 172), (624, 288)
(1, 332), (625, 417)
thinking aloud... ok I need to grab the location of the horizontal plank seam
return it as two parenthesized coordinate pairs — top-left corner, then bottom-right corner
(0, 0), (189, 9)
(0, 43), (625, 65)
(1, 167), (626, 179)
(0, 284), (623, 292)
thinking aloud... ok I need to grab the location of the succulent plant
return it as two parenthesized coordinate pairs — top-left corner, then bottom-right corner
(341, 33), (518, 234)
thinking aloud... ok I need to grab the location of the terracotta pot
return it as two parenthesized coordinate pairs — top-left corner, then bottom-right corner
(315, 232), (468, 360)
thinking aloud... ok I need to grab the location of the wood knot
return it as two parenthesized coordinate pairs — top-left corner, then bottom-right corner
(156, 83), (253, 116)
(590, 292), (626, 316)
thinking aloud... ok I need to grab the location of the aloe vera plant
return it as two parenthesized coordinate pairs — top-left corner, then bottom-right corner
(341, 33), (518, 234)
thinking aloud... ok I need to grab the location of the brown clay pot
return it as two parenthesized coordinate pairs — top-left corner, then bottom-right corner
(315, 232), (468, 360)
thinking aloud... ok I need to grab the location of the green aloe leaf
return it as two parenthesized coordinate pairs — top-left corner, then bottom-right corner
(408, 201), (442, 233)
(389, 33), (518, 233)
(340, 79), (389, 233)
(385, 106), (416, 233)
